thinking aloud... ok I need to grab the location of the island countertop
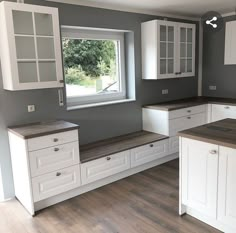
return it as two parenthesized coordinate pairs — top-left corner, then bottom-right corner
(178, 118), (236, 149)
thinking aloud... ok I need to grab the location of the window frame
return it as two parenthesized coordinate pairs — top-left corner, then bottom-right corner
(61, 26), (126, 107)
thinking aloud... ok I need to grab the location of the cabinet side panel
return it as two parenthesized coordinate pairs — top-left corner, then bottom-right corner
(8, 132), (34, 215)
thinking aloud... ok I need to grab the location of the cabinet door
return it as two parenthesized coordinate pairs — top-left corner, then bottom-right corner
(181, 138), (218, 218)
(218, 146), (236, 229)
(177, 23), (195, 78)
(157, 21), (177, 79)
(211, 104), (236, 122)
(0, 2), (63, 90)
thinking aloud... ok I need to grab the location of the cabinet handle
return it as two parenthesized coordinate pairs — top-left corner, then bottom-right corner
(53, 138), (59, 142)
(187, 110), (191, 113)
(150, 144), (154, 147)
(209, 150), (217, 154)
(56, 172), (61, 177)
(187, 116), (191, 119)
(224, 106), (230, 109)
(54, 148), (59, 152)
(106, 156), (111, 161)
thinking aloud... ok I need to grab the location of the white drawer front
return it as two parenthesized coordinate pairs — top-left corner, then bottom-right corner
(29, 142), (80, 177)
(130, 139), (169, 168)
(81, 151), (131, 185)
(211, 104), (236, 122)
(169, 112), (206, 136)
(169, 105), (206, 119)
(28, 130), (78, 151)
(32, 165), (81, 202)
(169, 136), (179, 154)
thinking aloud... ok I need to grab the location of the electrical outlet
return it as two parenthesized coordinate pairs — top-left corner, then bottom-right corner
(209, 86), (216, 91)
(162, 89), (168, 95)
(28, 105), (35, 112)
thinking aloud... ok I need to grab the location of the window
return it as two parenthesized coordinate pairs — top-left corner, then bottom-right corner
(61, 26), (126, 107)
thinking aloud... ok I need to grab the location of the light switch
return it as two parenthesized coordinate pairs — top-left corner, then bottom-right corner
(162, 89), (168, 95)
(28, 105), (35, 112)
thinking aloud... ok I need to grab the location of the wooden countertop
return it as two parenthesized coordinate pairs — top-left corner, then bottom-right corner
(143, 97), (236, 111)
(178, 119), (236, 149)
(8, 120), (79, 139)
(80, 131), (168, 163)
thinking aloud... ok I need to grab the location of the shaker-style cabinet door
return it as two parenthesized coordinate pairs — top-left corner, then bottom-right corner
(176, 23), (196, 78)
(181, 138), (218, 218)
(0, 1), (64, 90)
(218, 146), (236, 230)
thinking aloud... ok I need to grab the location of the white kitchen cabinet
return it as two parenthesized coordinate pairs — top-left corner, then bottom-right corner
(181, 138), (218, 218)
(211, 104), (236, 122)
(141, 19), (195, 79)
(0, 1), (64, 90)
(225, 21), (236, 65)
(218, 146), (236, 229)
(130, 139), (168, 168)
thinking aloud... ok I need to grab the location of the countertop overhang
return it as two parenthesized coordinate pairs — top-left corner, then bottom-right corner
(178, 118), (236, 149)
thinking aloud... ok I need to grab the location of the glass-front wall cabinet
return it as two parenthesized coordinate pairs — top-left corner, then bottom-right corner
(0, 1), (63, 90)
(142, 19), (196, 80)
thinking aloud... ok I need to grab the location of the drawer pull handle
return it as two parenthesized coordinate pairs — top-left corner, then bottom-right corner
(210, 150), (217, 154)
(150, 144), (154, 147)
(54, 148), (59, 152)
(53, 138), (59, 142)
(224, 106), (230, 109)
(106, 157), (111, 161)
(56, 172), (61, 177)
(187, 116), (191, 119)
(187, 110), (191, 113)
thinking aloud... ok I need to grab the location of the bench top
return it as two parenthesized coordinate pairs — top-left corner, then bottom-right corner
(80, 131), (168, 163)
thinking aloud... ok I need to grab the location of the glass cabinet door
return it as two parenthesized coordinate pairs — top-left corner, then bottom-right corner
(179, 26), (194, 75)
(159, 23), (175, 77)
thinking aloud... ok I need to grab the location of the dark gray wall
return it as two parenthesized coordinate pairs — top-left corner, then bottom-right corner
(202, 15), (236, 97)
(0, 0), (199, 199)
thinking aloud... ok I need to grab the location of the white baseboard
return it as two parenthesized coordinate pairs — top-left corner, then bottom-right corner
(35, 153), (178, 212)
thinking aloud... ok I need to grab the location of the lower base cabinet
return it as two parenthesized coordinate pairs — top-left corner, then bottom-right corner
(180, 137), (236, 232)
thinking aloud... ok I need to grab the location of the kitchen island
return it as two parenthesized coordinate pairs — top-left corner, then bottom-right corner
(179, 118), (236, 233)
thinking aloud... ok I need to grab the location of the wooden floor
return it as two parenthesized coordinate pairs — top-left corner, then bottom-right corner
(0, 159), (222, 233)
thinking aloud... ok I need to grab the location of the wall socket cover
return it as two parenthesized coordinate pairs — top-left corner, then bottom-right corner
(28, 105), (35, 112)
(209, 86), (217, 90)
(162, 89), (168, 94)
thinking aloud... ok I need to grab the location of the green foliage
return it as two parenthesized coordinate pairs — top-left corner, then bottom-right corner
(63, 38), (117, 80)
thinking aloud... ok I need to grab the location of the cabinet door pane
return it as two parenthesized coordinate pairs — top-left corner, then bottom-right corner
(180, 28), (186, 42)
(187, 43), (192, 57)
(168, 43), (174, 58)
(168, 26), (174, 42)
(13, 11), (34, 35)
(160, 59), (167, 74)
(160, 42), (166, 58)
(15, 36), (36, 59)
(39, 62), (57, 82)
(180, 59), (186, 73)
(18, 62), (38, 83)
(187, 59), (192, 72)
(168, 59), (174, 73)
(160, 25), (167, 41)
(37, 37), (55, 59)
(187, 28), (193, 42)
(35, 13), (53, 36)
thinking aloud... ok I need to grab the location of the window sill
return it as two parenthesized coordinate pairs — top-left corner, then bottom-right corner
(67, 99), (136, 111)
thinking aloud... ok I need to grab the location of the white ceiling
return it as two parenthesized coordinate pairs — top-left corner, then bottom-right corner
(49, 0), (236, 19)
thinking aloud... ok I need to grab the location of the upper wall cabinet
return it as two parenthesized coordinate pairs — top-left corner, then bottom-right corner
(141, 20), (196, 80)
(0, 1), (64, 91)
(225, 21), (236, 65)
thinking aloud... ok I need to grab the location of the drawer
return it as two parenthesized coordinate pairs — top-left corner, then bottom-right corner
(32, 165), (81, 202)
(211, 104), (236, 122)
(169, 112), (206, 136)
(28, 130), (78, 151)
(81, 151), (130, 185)
(169, 105), (206, 119)
(169, 136), (179, 154)
(29, 142), (80, 177)
(130, 139), (168, 168)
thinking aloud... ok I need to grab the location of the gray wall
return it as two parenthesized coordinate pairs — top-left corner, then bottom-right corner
(202, 15), (236, 97)
(0, 0), (199, 199)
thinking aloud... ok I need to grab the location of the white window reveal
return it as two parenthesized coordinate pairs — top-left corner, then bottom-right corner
(61, 26), (127, 109)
